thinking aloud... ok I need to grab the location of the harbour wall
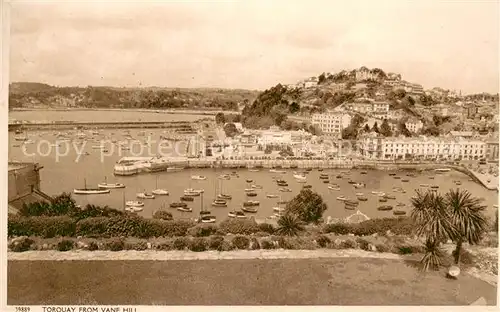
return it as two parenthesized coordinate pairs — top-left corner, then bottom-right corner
(9, 121), (200, 132)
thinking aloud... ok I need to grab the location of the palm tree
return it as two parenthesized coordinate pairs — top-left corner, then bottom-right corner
(421, 239), (446, 271)
(276, 214), (304, 236)
(445, 189), (488, 264)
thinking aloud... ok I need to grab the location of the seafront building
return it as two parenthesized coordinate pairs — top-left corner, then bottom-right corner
(358, 133), (496, 161)
(311, 112), (352, 137)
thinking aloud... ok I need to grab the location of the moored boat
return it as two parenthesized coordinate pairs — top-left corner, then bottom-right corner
(279, 187), (292, 192)
(269, 169), (286, 173)
(184, 188), (203, 196)
(243, 200), (260, 207)
(419, 184), (430, 187)
(200, 215), (216, 223)
(251, 185), (263, 189)
(266, 194), (279, 198)
(430, 185), (439, 189)
(212, 199), (228, 207)
(152, 189), (169, 195)
(393, 210), (406, 216)
(293, 174), (307, 180)
(241, 206), (258, 213)
(170, 202), (188, 208)
(401, 179), (409, 182)
(328, 186), (340, 191)
(217, 194), (232, 200)
(357, 196), (368, 201)
(98, 182), (126, 189)
(125, 206), (143, 212)
(137, 192), (155, 199)
(191, 175), (207, 180)
(379, 198), (388, 202)
(336, 196), (347, 201)
(246, 192), (258, 197)
(180, 196), (194, 202)
(246, 179), (253, 183)
(177, 206), (193, 212)
(228, 210), (246, 218)
(384, 194), (396, 200)
(126, 201), (144, 207)
(73, 188), (110, 195)
(435, 168), (451, 173)
(378, 205), (393, 211)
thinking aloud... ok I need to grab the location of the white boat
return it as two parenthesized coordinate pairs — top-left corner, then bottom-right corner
(269, 169), (286, 173)
(353, 183), (365, 188)
(228, 210), (246, 219)
(125, 206), (143, 212)
(201, 215), (216, 223)
(191, 175), (207, 180)
(126, 201), (144, 207)
(293, 174), (307, 180)
(167, 167), (184, 172)
(23, 139), (34, 144)
(98, 182), (125, 189)
(218, 174), (231, 180)
(273, 207), (285, 213)
(435, 168), (451, 173)
(279, 187), (292, 192)
(266, 194), (279, 198)
(336, 196), (347, 201)
(356, 192), (364, 196)
(74, 188), (110, 195)
(137, 192), (155, 199)
(419, 184), (430, 187)
(14, 135), (28, 141)
(248, 169), (260, 172)
(244, 188), (255, 192)
(73, 179), (110, 195)
(177, 207), (193, 212)
(328, 186), (340, 191)
(152, 189), (169, 195)
(251, 185), (263, 189)
(184, 188), (203, 196)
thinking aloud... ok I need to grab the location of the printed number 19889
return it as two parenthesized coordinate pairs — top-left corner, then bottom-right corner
(16, 307), (31, 312)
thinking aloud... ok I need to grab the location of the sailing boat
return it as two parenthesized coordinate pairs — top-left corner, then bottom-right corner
(98, 176), (126, 189)
(212, 179), (227, 207)
(217, 177), (232, 200)
(152, 175), (169, 195)
(124, 190), (143, 212)
(270, 196), (285, 219)
(74, 179), (110, 195)
(199, 192), (216, 223)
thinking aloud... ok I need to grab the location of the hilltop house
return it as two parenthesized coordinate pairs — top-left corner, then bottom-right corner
(404, 118), (424, 133)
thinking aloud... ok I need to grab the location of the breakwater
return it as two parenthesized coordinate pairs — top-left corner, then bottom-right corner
(9, 121), (199, 132)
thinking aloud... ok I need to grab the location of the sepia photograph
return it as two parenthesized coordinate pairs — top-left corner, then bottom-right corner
(5, 0), (499, 306)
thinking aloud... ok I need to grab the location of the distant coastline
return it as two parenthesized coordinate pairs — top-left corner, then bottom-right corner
(10, 107), (238, 116)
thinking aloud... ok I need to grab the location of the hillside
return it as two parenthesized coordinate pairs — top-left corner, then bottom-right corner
(9, 82), (260, 111)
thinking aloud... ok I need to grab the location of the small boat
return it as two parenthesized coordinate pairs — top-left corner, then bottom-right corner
(430, 185), (439, 189)
(345, 200), (359, 206)
(201, 215), (216, 223)
(455, 181), (462, 186)
(170, 202), (187, 208)
(357, 196), (368, 201)
(219, 174), (231, 180)
(328, 186), (340, 191)
(435, 168), (451, 173)
(347, 180), (356, 184)
(277, 181), (288, 186)
(336, 175), (343, 179)
(184, 188), (203, 196)
(378, 205), (393, 211)
(244, 188), (255, 192)
(318, 168), (324, 172)
(277, 200), (288, 205)
(401, 179), (409, 182)
(384, 194), (396, 200)
(230, 171), (238, 176)
(243, 200), (260, 207)
(344, 205), (356, 210)
(180, 196), (194, 202)
(429, 176), (435, 180)
(393, 176), (401, 180)
(241, 206), (258, 213)
(125, 206), (143, 212)
(360, 171), (367, 175)
(393, 210), (406, 216)
(191, 175), (207, 180)
(336, 196), (347, 201)
(353, 183), (365, 188)
(319, 174), (329, 179)
(152, 189), (169, 196)
(273, 207), (286, 213)
(246, 192), (258, 197)
(248, 169), (260, 172)
(217, 194), (232, 200)
(323, 180), (330, 184)
(269, 169), (286, 174)
(293, 174), (307, 180)
(125, 201), (144, 207)
(279, 187), (292, 192)
(212, 199), (228, 207)
(98, 182), (126, 189)
(177, 207), (193, 212)
(303, 185), (312, 189)
(388, 173), (396, 176)
(371, 191), (385, 197)
(251, 185), (263, 189)
(73, 179), (110, 195)
(396, 202), (406, 207)
(355, 192), (364, 196)
(228, 210), (246, 218)
(266, 194), (279, 198)
(419, 184), (430, 187)
(137, 192), (155, 199)
(379, 198), (388, 202)
(246, 179), (253, 183)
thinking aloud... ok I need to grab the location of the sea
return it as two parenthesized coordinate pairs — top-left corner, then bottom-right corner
(8, 110), (499, 222)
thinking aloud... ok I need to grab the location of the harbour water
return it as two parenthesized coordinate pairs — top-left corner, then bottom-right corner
(8, 111), (498, 222)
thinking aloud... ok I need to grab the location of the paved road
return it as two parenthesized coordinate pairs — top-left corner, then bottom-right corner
(8, 258), (497, 305)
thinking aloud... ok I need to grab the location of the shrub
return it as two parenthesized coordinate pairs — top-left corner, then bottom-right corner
(316, 235), (331, 248)
(152, 210), (173, 221)
(278, 237), (316, 250)
(105, 238), (125, 251)
(8, 237), (35, 252)
(8, 216), (76, 238)
(452, 248), (475, 265)
(125, 241), (148, 251)
(232, 235), (250, 250)
(156, 241), (174, 251)
(375, 243), (389, 253)
(208, 235), (225, 251)
(354, 217), (414, 236)
(250, 237), (260, 250)
(189, 237), (208, 252)
(394, 244), (424, 255)
(71, 204), (125, 221)
(219, 218), (260, 235)
(188, 224), (218, 237)
(340, 238), (358, 249)
(254, 231), (270, 237)
(261, 239), (275, 249)
(173, 237), (190, 250)
(258, 223), (275, 234)
(57, 239), (75, 252)
(355, 237), (370, 251)
(87, 241), (99, 251)
(322, 223), (353, 235)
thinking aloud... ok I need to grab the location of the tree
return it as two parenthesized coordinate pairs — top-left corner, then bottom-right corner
(318, 73), (326, 84)
(153, 210), (173, 221)
(308, 124), (322, 136)
(289, 101), (300, 114)
(371, 122), (379, 133)
(276, 214), (304, 236)
(223, 123), (238, 138)
(341, 125), (358, 140)
(363, 124), (371, 132)
(422, 126), (440, 136)
(215, 112), (225, 124)
(285, 189), (327, 224)
(379, 119), (392, 137)
(445, 189), (488, 264)
(51, 192), (78, 216)
(398, 122), (412, 137)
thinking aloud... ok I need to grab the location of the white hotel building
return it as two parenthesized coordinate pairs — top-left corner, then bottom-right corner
(311, 112), (352, 137)
(358, 133), (486, 161)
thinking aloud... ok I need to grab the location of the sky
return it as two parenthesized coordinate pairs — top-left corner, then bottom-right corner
(8, 0), (500, 94)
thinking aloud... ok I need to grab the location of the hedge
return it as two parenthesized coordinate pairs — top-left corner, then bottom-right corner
(322, 217), (415, 236)
(218, 218), (260, 235)
(8, 216), (76, 238)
